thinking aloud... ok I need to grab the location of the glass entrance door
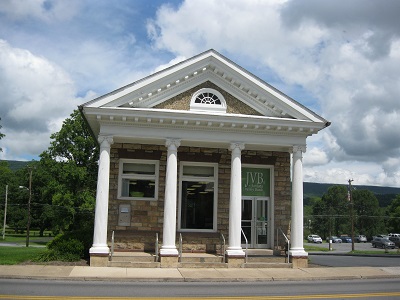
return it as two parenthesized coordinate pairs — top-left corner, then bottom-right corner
(241, 197), (269, 248)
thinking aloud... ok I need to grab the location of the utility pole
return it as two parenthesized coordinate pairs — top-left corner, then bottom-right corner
(348, 179), (354, 252)
(2, 185), (7, 240)
(26, 168), (32, 247)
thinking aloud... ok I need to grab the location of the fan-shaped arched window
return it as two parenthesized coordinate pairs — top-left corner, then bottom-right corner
(190, 88), (227, 113)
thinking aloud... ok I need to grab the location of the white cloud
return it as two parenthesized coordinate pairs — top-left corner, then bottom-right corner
(148, 0), (400, 187)
(304, 147), (329, 167)
(0, 40), (80, 159)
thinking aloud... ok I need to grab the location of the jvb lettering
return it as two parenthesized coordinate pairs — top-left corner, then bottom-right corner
(245, 172), (264, 188)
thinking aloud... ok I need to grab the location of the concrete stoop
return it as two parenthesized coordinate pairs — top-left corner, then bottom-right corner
(108, 252), (160, 268)
(243, 255), (292, 268)
(109, 250), (291, 268)
(179, 254), (227, 268)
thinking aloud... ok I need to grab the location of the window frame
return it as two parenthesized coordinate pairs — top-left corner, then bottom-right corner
(190, 88), (227, 113)
(178, 161), (218, 232)
(117, 158), (159, 201)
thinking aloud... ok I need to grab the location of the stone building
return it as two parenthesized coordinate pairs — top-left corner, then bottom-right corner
(80, 49), (329, 267)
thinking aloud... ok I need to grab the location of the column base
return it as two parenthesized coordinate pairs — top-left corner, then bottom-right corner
(89, 245), (110, 255)
(90, 253), (109, 267)
(160, 255), (179, 268)
(225, 248), (245, 257)
(89, 245), (110, 267)
(160, 246), (179, 256)
(289, 255), (308, 268)
(225, 248), (245, 268)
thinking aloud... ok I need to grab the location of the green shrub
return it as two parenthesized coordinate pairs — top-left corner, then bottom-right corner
(34, 237), (84, 262)
(33, 228), (92, 262)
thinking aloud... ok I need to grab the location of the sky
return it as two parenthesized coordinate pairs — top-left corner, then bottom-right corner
(0, 0), (399, 188)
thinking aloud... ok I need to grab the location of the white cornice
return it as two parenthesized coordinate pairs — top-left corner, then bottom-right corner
(83, 50), (328, 124)
(83, 106), (325, 140)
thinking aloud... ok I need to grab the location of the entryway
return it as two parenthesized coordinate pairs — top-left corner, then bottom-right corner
(241, 197), (270, 248)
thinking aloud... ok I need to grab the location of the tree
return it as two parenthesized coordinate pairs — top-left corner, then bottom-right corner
(315, 185), (350, 238)
(387, 195), (400, 233)
(352, 189), (384, 238)
(0, 117), (5, 152)
(38, 109), (99, 233)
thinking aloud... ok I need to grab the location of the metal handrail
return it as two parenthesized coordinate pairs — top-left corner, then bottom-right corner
(241, 228), (248, 263)
(110, 230), (115, 261)
(219, 232), (226, 263)
(155, 232), (159, 262)
(278, 227), (290, 264)
(178, 233), (183, 262)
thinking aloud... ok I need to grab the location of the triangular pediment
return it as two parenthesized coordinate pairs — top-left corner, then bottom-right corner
(84, 49), (326, 123)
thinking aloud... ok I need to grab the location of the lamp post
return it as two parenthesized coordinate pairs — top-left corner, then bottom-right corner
(2, 185), (8, 240)
(348, 179), (355, 252)
(26, 168), (32, 248)
(20, 168), (33, 247)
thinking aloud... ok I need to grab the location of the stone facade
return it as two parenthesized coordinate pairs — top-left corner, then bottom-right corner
(155, 81), (262, 116)
(107, 142), (291, 253)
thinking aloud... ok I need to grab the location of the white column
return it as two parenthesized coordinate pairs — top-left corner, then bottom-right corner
(160, 138), (181, 256)
(226, 142), (245, 257)
(90, 135), (113, 255)
(289, 145), (308, 257)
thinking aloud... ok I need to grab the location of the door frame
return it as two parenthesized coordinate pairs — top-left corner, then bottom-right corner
(241, 164), (274, 249)
(241, 196), (271, 248)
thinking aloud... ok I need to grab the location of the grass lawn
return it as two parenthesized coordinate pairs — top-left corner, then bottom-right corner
(0, 246), (46, 265)
(350, 249), (400, 255)
(0, 233), (53, 247)
(304, 244), (330, 252)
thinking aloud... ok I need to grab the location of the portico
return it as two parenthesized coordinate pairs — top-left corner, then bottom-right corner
(81, 49), (329, 268)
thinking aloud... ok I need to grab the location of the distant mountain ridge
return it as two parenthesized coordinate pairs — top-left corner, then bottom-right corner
(304, 182), (400, 207)
(304, 182), (400, 197)
(1, 160), (31, 171)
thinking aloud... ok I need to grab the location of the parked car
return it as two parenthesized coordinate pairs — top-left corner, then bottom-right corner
(340, 235), (352, 243)
(388, 236), (400, 248)
(388, 233), (400, 238)
(355, 235), (367, 243)
(307, 234), (322, 243)
(375, 234), (389, 239)
(326, 236), (342, 243)
(372, 237), (395, 249)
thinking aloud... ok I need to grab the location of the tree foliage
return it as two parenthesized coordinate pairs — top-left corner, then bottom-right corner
(387, 194), (400, 233)
(38, 109), (99, 233)
(309, 185), (385, 239)
(0, 110), (99, 236)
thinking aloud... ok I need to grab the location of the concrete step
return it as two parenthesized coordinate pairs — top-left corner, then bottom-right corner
(180, 255), (224, 263)
(246, 256), (286, 263)
(178, 262), (228, 268)
(111, 252), (157, 262)
(243, 262), (292, 268)
(108, 261), (161, 268)
(110, 256), (156, 263)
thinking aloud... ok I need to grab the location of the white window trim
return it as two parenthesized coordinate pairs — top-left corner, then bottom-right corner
(190, 88), (227, 113)
(118, 158), (159, 201)
(178, 161), (218, 232)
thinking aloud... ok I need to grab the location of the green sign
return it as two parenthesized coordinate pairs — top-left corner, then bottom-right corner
(242, 168), (270, 197)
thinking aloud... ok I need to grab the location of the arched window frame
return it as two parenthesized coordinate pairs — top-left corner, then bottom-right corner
(190, 88), (227, 113)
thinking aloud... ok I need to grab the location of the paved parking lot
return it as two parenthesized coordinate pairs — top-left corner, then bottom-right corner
(306, 240), (400, 253)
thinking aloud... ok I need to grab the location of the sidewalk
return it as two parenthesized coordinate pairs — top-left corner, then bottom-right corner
(1, 265), (400, 282)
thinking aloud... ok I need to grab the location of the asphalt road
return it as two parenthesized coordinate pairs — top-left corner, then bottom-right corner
(1, 278), (400, 298)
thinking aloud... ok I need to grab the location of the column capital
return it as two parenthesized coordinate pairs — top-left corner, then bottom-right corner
(165, 138), (181, 150)
(292, 145), (306, 153)
(98, 135), (114, 147)
(229, 142), (245, 151)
